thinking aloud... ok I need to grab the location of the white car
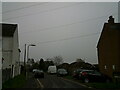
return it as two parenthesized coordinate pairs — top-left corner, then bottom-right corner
(57, 69), (68, 76)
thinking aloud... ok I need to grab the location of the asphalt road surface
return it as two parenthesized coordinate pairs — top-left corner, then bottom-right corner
(36, 73), (87, 88)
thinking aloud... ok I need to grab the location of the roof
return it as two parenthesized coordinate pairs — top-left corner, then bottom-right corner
(97, 23), (120, 48)
(0, 23), (17, 37)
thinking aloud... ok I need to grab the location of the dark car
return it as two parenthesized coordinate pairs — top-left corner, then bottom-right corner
(57, 69), (68, 76)
(79, 70), (112, 83)
(32, 69), (38, 73)
(34, 70), (44, 78)
(72, 69), (84, 79)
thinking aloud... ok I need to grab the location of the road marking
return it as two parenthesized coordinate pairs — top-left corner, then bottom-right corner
(60, 77), (90, 88)
(36, 79), (44, 88)
(34, 78), (40, 88)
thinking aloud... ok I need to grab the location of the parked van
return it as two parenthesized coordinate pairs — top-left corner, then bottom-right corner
(48, 66), (57, 74)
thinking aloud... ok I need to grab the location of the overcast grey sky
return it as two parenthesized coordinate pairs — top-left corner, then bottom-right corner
(2, 2), (118, 64)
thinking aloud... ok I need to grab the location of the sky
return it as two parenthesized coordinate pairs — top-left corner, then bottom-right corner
(2, 2), (118, 64)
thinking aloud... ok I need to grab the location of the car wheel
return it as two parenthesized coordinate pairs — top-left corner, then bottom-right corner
(84, 78), (89, 83)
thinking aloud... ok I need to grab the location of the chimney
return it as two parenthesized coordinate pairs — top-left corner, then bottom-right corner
(108, 16), (114, 24)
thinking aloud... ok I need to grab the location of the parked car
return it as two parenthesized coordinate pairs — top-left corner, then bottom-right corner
(34, 70), (44, 78)
(79, 70), (112, 83)
(72, 69), (84, 78)
(32, 69), (38, 73)
(57, 69), (68, 76)
(48, 66), (57, 74)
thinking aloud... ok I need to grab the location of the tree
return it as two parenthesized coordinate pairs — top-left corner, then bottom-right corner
(53, 56), (63, 66)
(32, 62), (39, 69)
(27, 58), (35, 65)
(57, 63), (69, 70)
(39, 58), (45, 71)
(44, 60), (54, 71)
(31, 58), (35, 64)
(76, 58), (85, 63)
(46, 58), (53, 61)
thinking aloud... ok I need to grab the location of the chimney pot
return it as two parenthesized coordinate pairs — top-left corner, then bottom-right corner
(108, 16), (114, 24)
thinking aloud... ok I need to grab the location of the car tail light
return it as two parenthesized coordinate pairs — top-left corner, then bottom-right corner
(81, 72), (87, 76)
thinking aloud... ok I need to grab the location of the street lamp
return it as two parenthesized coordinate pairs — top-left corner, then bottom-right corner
(24, 44), (36, 79)
(27, 44), (36, 63)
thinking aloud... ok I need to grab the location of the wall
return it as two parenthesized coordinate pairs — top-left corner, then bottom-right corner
(2, 37), (13, 69)
(2, 68), (12, 83)
(12, 27), (20, 77)
(2, 37), (13, 83)
(2, 26), (20, 80)
(0, 39), (2, 89)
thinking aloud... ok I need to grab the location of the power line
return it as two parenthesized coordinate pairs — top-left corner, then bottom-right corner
(35, 32), (100, 45)
(3, 4), (117, 21)
(19, 32), (100, 51)
(19, 12), (117, 35)
(2, 3), (87, 21)
(2, 2), (48, 14)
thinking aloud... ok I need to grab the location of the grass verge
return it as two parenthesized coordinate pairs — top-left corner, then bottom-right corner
(2, 74), (26, 88)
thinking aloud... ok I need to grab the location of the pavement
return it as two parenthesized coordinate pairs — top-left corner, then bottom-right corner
(23, 72), (40, 88)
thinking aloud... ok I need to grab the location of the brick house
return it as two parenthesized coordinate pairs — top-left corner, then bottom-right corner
(97, 16), (120, 79)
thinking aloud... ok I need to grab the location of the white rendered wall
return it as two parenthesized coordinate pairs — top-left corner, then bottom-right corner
(12, 27), (20, 76)
(2, 37), (13, 69)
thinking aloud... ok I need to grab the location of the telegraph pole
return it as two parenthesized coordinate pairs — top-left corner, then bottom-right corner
(24, 44), (26, 77)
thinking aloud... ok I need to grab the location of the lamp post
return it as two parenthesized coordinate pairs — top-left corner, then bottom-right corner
(24, 44), (27, 76)
(27, 44), (36, 64)
(24, 44), (36, 79)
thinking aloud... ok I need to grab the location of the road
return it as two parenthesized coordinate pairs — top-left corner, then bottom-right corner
(36, 73), (87, 88)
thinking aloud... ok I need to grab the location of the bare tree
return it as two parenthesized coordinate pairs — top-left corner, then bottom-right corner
(53, 56), (63, 66)
(76, 58), (85, 63)
(39, 58), (45, 71)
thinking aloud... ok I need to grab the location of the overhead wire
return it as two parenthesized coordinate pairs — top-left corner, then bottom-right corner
(2, 2), (48, 14)
(4, 4), (117, 34)
(19, 12), (117, 35)
(34, 32), (100, 45)
(3, 3), (117, 21)
(2, 3), (88, 21)
(2, 3), (117, 45)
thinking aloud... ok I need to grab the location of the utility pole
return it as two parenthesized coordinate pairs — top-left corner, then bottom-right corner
(24, 44), (26, 77)
(27, 45), (30, 65)
(25, 44), (36, 79)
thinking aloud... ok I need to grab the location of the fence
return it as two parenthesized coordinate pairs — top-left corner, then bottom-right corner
(2, 68), (12, 83)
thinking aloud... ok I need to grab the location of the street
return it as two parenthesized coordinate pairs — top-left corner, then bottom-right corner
(24, 72), (88, 88)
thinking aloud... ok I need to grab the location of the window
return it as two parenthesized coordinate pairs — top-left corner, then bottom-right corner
(112, 65), (115, 70)
(104, 65), (107, 69)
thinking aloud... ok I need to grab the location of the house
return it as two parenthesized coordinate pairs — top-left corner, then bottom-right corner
(1, 23), (21, 83)
(97, 16), (120, 79)
(0, 36), (2, 89)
